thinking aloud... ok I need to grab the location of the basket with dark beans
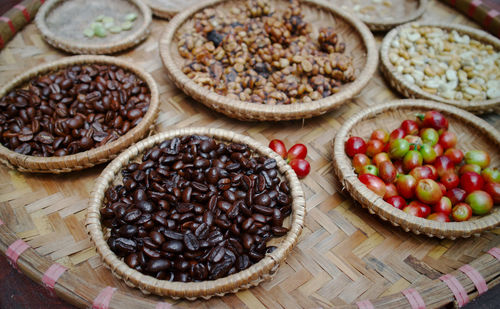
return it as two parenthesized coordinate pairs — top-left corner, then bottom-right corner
(86, 128), (305, 299)
(0, 55), (159, 173)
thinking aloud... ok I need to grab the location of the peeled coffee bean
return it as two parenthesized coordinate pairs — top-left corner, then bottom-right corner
(0, 64), (151, 157)
(101, 135), (292, 282)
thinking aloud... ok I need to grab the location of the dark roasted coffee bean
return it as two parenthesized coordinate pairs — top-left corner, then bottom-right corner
(119, 225), (138, 237)
(272, 226), (289, 236)
(162, 240), (184, 253)
(124, 209), (142, 222)
(253, 204), (274, 216)
(150, 231), (166, 245)
(163, 230), (184, 240)
(184, 232), (200, 251)
(115, 237), (136, 253)
(146, 259), (171, 272)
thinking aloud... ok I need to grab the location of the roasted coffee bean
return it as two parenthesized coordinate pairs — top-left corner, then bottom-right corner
(115, 237), (136, 253)
(150, 231), (166, 245)
(184, 232), (200, 251)
(101, 136), (293, 282)
(119, 225), (138, 237)
(162, 240), (184, 253)
(125, 253), (140, 268)
(142, 246), (161, 259)
(124, 209), (142, 222)
(272, 226), (289, 236)
(163, 230), (184, 240)
(146, 259), (171, 272)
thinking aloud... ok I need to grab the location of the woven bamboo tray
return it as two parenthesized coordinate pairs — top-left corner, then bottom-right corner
(86, 127), (306, 299)
(332, 0), (427, 31)
(380, 23), (500, 113)
(143, 0), (200, 19)
(1, 1), (500, 308)
(332, 99), (500, 239)
(159, 0), (378, 121)
(35, 0), (152, 54)
(0, 55), (160, 173)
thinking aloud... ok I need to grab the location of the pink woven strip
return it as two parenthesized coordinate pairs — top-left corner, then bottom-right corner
(0, 16), (16, 34)
(402, 288), (426, 309)
(484, 9), (499, 27)
(13, 4), (30, 22)
(488, 247), (500, 260)
(92, 287), (117, 309)
(156, 302), (173, 309)
(440, 274), (469, 307)
(356, 300), (374, 309)
(468, 0), (483, 17)
(42, 263), (68, 295)
(6, 239), (30, 269)
(0, 218), (4, 225)
(459, 265), (487, 295)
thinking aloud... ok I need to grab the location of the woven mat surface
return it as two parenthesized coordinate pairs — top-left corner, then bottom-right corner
(0, 0), (500, 307)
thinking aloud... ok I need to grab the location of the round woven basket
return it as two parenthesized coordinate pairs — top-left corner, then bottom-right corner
(35, 0), (152, 54)
(347, 0), (427, 31)
(85, 127), (306, 299)
(380, 23), (500, 113)
(159, 0), (378, 121)
(332, 99), (500, 239)
(143, 0), (200, 19)
(0, 55), (160, 174)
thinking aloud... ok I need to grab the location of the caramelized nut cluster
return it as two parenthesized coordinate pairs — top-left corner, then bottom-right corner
(178, 0), (355, 105)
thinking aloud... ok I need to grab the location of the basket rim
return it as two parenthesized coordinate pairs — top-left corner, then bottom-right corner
(142, 0), (178, 19)
(35, 0), (152, 54)
(0, 55), (160, 173)
(380, 22), (500, 112)
(159, 0), (378, 121)
(332, 99), (500, 239)
(85, 127), (306, 298)
(358, 0), (427, 31)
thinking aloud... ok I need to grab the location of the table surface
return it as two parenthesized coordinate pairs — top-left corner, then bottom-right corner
(1, 0), (500, 308)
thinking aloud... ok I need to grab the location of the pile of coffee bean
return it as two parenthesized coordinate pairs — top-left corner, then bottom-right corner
(101, 135), (292, 282)
(0, 64), (150, 157)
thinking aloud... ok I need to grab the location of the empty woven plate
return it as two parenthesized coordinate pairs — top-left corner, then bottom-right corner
(143, 0), (200, 19)
(36, 0), (152, 54)
(332, 0), (427, 31)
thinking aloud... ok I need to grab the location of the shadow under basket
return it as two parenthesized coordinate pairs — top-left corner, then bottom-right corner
(332, 99), (500, 239)
(86, 127), (306, 299)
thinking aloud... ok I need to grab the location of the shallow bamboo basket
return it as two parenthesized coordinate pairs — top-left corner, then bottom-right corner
(159, 0), (378, 121)
(86, 127), (306, 299)
(35, 0), (152, 54)
(333, 0), (427, 31)
(143, 0), (200, 19)
(0, 55), (160, 173)
(332, 99), (500, 239)
(380, 23), (500, 113)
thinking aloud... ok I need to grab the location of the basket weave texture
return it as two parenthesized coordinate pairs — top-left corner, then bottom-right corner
(35, 0), (152, 54)
(86, 127), (306, 299)
(0, 55), (160, 173)
(380, 23), (500, 113)
(159, 0), (378, 121)
(332, 99), (500, 239)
